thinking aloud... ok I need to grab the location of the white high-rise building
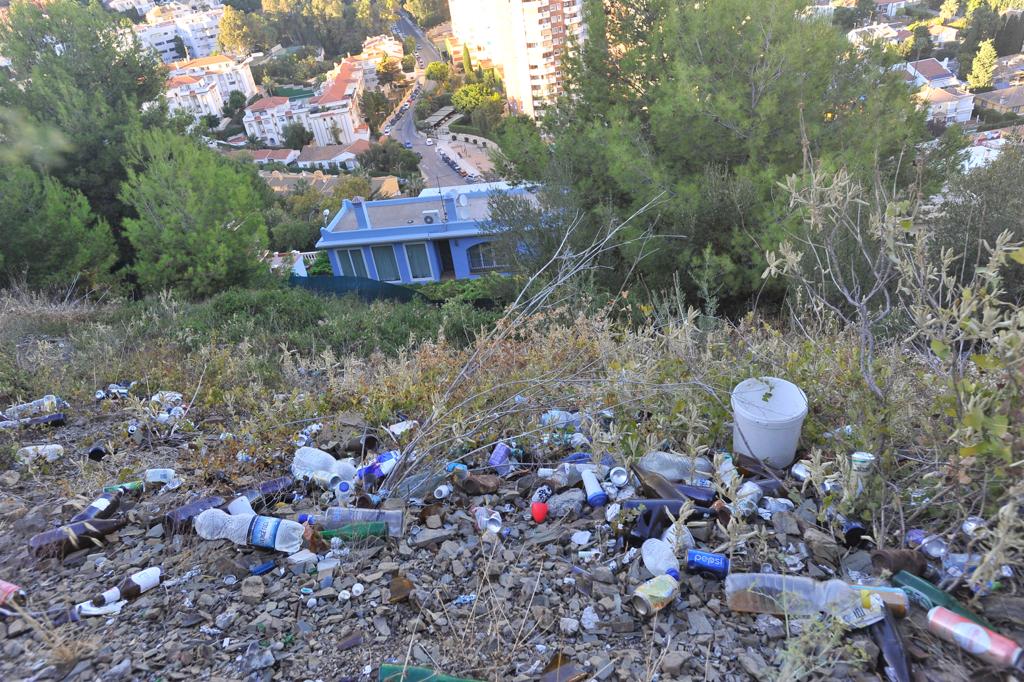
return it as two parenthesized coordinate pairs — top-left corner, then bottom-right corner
(448, 0), (586, 118)
(133, 3), (224, 63)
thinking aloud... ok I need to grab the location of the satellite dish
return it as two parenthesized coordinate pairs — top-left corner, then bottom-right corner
(457, 194), (468, 207)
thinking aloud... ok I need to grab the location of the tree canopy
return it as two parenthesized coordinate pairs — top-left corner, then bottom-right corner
(968, 39), (997, 91)
(120, 131), (270, 298)
(495, 0), (937, 310)
(452, 83), (501, 113)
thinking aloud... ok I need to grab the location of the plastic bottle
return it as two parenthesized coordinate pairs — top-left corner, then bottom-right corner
(69, 491), (123, 523)
(291, 447), (357, 481)
(103, 481), (144, 495)
(724, 573), (860, 616)
(195, 508), (304, 553)
(227, 496), (257, 516)
(638, 451), (714, 482)
(580, 469), (607, 506)
(91, 567), (161, 607)
(641, 538), (681, 580)
(660, 521), (696, 552)
(731, 481), (764, 517)
(298, 507), (404, 537)
(29, 518), (129, 558)
(472, 507), (502, 533)
(927, 606), (1023, 669)
(540, 409), (580, 430)
(16, 444), (64, 465)
(163, 496), (227, 532)
(4, 395), (66, 420)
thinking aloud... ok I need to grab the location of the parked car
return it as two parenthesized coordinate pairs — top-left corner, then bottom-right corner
(425, 138), (434, 146)
(403, 141), (413, 149)
(383, 125), (391, 134)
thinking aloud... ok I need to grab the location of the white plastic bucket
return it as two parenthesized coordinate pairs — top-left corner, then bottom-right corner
(731, 377), (808, 469)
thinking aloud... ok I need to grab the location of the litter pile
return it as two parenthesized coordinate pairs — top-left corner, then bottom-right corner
(0, 377), (1021, 681)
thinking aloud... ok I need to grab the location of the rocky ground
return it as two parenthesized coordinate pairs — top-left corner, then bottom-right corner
(0, 402), (1020, 682)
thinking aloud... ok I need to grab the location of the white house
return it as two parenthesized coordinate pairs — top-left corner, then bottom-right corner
(133, 3), (223, 63)
(242, 96), (311, 147)
(875, 0), (921, 18)
(847, 23), (912, 49)
(360, 35), (404, 64)
(927, 24), (959, 47)
(165, 74), (223, 118)
(296, 140), (371, 171)
(906, 58), (960, 89)
(169, 54), (258, 105)
(106, 0), (157, 16)
(306, 59), (371, 147)
(917, 85), (974, 125)
(246, 149), (300, 165)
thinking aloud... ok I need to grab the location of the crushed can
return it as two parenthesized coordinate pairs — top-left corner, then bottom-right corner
(0, 580), (27, 607)
(631, 574), (678, 617)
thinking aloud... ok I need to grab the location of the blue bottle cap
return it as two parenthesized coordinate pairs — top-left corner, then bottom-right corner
(297, 513), (312, 524)
(337, 481), (353, 493)
(666, 568), (680, 581)
(588, 491), (608, 507)
(250, 560), (276, 576)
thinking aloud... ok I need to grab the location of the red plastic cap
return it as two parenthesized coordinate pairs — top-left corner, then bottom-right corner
(531, 502), (548, 524)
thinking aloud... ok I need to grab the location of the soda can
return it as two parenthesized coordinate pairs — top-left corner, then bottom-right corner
(488, 442), (512, 476)
(608, 467), (629, 487)
(0, 580), (27, 607)
(686, 549), (730, 579)
(961, 516), (987, 538)
(850, 452), (876, 473)
(927, 606), (1023, 669)
(631, 575), (679, 617)
(789, 461), (812, 482)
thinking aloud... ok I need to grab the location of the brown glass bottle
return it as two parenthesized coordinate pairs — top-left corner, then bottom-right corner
(69, 490), (124, 523)
(29, 517), (129, 558)
(163, 496), (226, 532)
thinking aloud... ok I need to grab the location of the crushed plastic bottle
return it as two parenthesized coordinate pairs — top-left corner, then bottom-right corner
(291, 447), (356, 482)
(725, 573), (867, 618)
(638, 451), (713, 482)
(195, 508), (304, 554)
(641, 538), (681, 580)
(4, 394), (67, 420)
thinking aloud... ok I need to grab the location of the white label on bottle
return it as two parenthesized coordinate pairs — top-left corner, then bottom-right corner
(134, 567), (161, 592)
(93, 498), (111, 513)
(952, 622), (990, 655)
(249, 516), (282, 549)
(97, 587), (121, 605)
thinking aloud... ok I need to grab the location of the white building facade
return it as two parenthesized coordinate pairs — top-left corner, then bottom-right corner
(169, 55), (258, 103)
(448, 0), (586, 118)
(243, 97), (312, 147)
(165, 74), (223, 118)
(133, 4), (224, 63)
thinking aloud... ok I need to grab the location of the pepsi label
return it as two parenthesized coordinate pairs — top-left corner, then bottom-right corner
(686, 550), (730, 578)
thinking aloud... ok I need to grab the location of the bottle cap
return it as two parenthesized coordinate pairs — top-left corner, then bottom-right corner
(297, 514), (312, 524)
(666, 568), (680, 581)
(587, 491), (608, 507)
(531, 501), (548, 523)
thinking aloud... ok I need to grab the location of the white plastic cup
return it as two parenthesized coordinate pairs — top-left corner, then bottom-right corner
(731, 377), (808, 469)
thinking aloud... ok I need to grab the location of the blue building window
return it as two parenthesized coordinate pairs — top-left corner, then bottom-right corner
(371, 245), (400, 282)
(405, 242), (433, 280)
(337, 248), (368, 278)
(467, 241), (504, 273)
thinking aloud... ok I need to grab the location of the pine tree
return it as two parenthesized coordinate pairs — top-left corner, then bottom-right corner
(967, 39), (997, 91)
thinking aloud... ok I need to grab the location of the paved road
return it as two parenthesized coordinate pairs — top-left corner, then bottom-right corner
(391, 12), (465, 189)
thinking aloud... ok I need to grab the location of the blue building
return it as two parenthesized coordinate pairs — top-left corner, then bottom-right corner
(315, 183), (528, 283)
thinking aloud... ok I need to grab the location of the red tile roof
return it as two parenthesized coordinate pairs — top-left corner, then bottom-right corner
(251, 149), (297, 161)
(311, 60), (358, 106)
(166, 75), (200, 88)
(173, 54), (234, 70)
(910, 58), (954, 81)
(345, 139), (371, 156)
(247, 96), (289, 112)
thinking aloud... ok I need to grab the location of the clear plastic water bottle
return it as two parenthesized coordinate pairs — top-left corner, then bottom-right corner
(4, 394), (66, 420)
(226, 496), (256, 516)
(540, 409), (580, 430)
(298, 507), (404, 537)
(291, 447), (356, 481)
(641, 538), (681, 580)
(660, 522), (696, 552)
(638, 451), (714, 482)
(195, 508), (304, 553)
(16, 444), (64, 465)
(724, 573), (860, 616)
